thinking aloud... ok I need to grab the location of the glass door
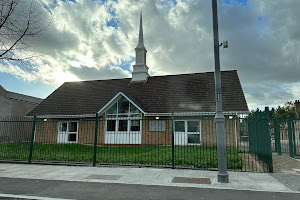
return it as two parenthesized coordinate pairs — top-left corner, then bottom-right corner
(187, 120), (201, 144)
(174, 121), (187, 145)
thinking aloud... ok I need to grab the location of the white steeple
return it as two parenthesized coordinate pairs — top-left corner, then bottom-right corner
(131, 11), (149, 82)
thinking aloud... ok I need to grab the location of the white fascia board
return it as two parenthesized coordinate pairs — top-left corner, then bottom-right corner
(35, 114), (96, 119)
(97, 92), (146, 115)
(144, 111), (249, 117)
(32, 111), (249, 119)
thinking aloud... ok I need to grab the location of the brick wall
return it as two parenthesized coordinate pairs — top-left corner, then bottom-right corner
(141, 116), (239, 147)
(34, 115), (106, 145)
(33, 114), (240, 147)
(200, 116), (240, 147)
(77, 115), (105, 145)
(141, 117), (172, 145)
(34, 120), (58, 143)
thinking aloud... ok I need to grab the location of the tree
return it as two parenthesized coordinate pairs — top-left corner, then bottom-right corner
(0, 0), (50, 65)
(275, 101), (296, 120)
(251, 101), (296, 120)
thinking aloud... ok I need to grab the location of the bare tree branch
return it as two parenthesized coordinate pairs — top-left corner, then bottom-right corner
(0, 0), (50, 65)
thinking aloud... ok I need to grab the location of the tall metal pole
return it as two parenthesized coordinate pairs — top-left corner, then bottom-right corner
(212, 0), (229, 183)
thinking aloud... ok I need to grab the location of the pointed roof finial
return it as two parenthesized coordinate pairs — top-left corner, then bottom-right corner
(136, 11), (144, 48)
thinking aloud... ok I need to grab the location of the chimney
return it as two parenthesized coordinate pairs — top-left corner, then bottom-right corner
(295, 100), (300, 117)
(131, 12), (149, 82)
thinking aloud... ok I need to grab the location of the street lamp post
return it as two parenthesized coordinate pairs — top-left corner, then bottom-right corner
(211, 0), (229, 183)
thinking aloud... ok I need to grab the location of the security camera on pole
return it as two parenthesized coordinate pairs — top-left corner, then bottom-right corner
(211, 0), (229, 183)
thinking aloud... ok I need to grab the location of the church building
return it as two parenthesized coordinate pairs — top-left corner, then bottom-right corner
(27, 13), (248, 146)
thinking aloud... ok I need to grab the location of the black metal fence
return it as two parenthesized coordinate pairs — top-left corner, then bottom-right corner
(0, 113), (272, 172)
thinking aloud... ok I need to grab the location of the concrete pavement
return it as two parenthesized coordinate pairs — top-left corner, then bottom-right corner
(273, 153), (300, 173)
(0, 163), (297, 193)
(1, 177), (300, 200)
(271, 153), (300, 192)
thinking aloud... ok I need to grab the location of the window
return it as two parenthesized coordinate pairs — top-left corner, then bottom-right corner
(69, 122), (77, 132)
(188, 121), (200, 132)
(175, 121), (185, 132)
(188, 134), (200, 144)
(107, 120), (116, 131)
(131, 120), (140, 131)
(118, 120), (128, 131)
(106, 97), (141, 119)
(105, 97), (142, 133)
(68, 133), (77, 142)
(187, 120), (200, 144)
(150, 120), (166, 132)
(57, 121), (78, 143)
(118, 98), (129, 114)
(107, 102), (117, 114)
(59, 122), (67, 132)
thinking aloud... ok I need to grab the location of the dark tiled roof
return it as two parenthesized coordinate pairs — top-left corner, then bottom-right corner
(1, 85), (43, 104)
(27, 70), (248, 116)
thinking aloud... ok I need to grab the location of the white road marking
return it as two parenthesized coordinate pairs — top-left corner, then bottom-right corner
(0, 193), (74, 200)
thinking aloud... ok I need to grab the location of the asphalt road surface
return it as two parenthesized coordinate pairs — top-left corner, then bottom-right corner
(0, 177), (299, 200)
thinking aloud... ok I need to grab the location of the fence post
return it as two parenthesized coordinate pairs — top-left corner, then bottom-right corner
(93, 113), (99, 166)
(273, 119), (277, 153)
(274, 117), (281, 155)
(254, 112), (258, 157)
(171, 112), (175, 169)
(292, 120), (297, 156)
(28, 116), (36, 164)
(264, 107), (273, 173)
(248, 115), (253, 154)
(287, 117), (294, 158)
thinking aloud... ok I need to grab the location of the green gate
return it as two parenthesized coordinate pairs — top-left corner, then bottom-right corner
(248, 108), (273, 172)
(272, 118), (300, 157)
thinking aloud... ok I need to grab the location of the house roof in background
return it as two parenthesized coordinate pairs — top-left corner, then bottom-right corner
(27, 70), (249, 116)
(0, 85), (43, 104)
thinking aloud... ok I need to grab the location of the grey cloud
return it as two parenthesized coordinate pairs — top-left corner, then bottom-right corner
(30, 28), (79, 54)
(243, 83), (295, 108)
(69, 65), (130, 81)
(3, 0), (300, 110)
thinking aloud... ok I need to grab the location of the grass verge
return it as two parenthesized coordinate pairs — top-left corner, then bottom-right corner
(0, 143), (243, 170)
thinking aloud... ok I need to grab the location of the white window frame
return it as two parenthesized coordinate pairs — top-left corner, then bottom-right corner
(186, 120), (201, 144)
(105, 97), (142, 134)
(105, 97), (142, 119)
(174, 119), (201, 145)
(105, 119), (142, 134)
(57, 121), (79, 143)
(104, 98), (142, 144)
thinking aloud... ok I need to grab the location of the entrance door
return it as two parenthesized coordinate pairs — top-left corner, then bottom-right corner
(187, 120), (201, 144)
(57, 121), (78, 143)
(174, 121), (187, 145)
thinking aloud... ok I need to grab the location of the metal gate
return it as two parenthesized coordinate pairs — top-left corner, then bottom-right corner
(272, 118), (300, 157)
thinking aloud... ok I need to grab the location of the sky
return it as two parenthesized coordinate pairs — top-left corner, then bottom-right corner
(0, 0), (299, 111)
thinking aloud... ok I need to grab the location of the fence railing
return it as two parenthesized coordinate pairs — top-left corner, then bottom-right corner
(247, 108), (273, 172)
(271, 118), (300, 157)
(0, 113), (272, 172)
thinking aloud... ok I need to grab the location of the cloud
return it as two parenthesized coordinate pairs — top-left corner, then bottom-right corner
(2, 0), (300, 110)
(69, 65), (130, 81)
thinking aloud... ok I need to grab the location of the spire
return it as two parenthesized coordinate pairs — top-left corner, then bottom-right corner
(131, 11), (149, 82)
(136, 11), (145, 49)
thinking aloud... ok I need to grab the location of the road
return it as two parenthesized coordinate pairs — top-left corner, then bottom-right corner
(0, 177), (299, 200)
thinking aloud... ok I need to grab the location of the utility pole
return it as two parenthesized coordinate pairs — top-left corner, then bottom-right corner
(211, 0), (229, 183)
